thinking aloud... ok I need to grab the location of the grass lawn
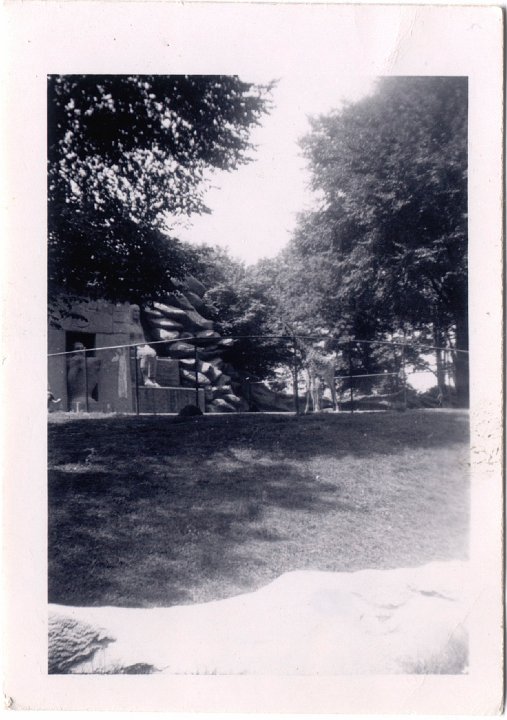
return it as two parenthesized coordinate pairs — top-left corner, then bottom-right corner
(48, 410), (469, 608)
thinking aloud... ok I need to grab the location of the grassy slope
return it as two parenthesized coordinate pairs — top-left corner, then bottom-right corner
(48, 410), (469, 608)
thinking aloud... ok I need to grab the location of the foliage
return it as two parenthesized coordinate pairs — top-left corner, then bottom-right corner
(48, 75), (272, 305)
(277, 76), (469, 403)
(191, 245), (292, 378)
(49, 213), (197, 305)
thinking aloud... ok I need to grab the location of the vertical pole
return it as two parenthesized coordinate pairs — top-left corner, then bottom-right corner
(349, 341), (354, 414)
(83, 348), (89, 413)
(392, 346), (398, 409)
(194, 344), (200, 409)
(293, 336), (299, 415)
(246, 378), (252, 411)
(134, 344), (140, 416)
(401, 345), (407, 410)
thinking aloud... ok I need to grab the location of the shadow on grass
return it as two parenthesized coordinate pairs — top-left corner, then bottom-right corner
(48, 411), (469, 607)
(48, 410), (469, 466)
(49, 452), (342, 607)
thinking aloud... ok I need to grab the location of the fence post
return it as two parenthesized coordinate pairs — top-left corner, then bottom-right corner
(194, 344), (200, 409)
(392, 345), (398, 409)
(246, 378), (252, 411)
(83, 347), (89, 413)
(401, 345), (407, 410)
(134, 344), (140, 416)
(348, 341), (354, 414)
(293, 336), (300, 415)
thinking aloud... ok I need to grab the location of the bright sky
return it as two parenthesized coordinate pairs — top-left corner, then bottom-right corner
(174, 75), (376, 265)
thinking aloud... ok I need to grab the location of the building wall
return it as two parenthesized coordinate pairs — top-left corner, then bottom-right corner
(48, 297), (201, 414)
(48, 299), (135, 412)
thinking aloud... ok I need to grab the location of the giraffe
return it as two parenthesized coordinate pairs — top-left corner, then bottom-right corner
(303, 346), (339, 413)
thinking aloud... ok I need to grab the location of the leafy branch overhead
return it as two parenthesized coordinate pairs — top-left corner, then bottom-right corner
(48, 75), (273, 303)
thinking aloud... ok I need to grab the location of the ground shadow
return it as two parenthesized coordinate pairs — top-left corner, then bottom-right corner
(48, 410), (469, 607)
(48, 455), (342, 606)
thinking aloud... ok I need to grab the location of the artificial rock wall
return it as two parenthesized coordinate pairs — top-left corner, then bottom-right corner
(144, 276), (245, 413)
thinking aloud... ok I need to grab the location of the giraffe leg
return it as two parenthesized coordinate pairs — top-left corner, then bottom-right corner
(308, 377), (313, 412)
(330, 381), (339, 412)
(304, 369), (312, 413)
(313, 376), (321, 412)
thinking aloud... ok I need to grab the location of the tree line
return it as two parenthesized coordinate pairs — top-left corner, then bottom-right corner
(48, 74), (469, 406)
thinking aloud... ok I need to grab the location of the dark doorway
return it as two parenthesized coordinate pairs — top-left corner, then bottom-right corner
(65, 331), (96, 354)
(65, 331), (99, 401)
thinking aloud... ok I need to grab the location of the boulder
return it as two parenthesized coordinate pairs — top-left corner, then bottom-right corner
(48, 614), (114, 674)
(200, 362), (222, 382)
(185, 290), (207, 312)
(185, 275), (206, 298)
(196, 330), (221, 340)
(143, 307), (165, 320)
(185, 309), (214, 331)
(152, 328), (180, 342)
(179, 357), (196, 370)
(215, 373), (231, 387)
(153, 318), (185, 331)
(166, 342), (195, 359)
(247, 383), (295, 413)
(152, 303), (189, 322)
(180, 369), (211, 386)
(48, 561), (471, 675)
(197, 347), (223, 361)
(222, 393), (242, 406)
(212, 384), (234, 399)
(166, 292), (195, 312)
(209, 398), (237, 413)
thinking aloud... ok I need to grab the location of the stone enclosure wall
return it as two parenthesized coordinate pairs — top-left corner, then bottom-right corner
(143, 276), (245, 413)
(48, 278), (244, 414)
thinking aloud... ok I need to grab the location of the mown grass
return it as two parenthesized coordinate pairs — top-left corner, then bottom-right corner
(48, 410), (469, 607)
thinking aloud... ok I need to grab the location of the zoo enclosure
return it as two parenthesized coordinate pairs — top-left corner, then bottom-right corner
(48, 333), (468, 415)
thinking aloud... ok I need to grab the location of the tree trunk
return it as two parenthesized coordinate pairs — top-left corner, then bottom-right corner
(433, 324), (446, 403)
(454, 312), (469, 407)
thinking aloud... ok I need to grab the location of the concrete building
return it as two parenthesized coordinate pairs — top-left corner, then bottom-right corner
(48, 298), (204, 414)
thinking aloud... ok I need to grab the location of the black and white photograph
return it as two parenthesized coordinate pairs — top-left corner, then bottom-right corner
(3, 2), (503, 714)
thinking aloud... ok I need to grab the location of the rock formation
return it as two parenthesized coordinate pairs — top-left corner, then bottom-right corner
(49, 561), (470, 675)
(143, 277), (246, 413)
(48, 614), (114, 674)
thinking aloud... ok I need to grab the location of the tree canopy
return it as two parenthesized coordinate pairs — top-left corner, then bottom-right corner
(191, 245), (292, 379)
(274, 76), (468, 404)
(48, 75), (272, 305)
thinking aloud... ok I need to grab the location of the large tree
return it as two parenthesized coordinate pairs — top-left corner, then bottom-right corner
(48, 75), (271, 306)
(282, 76), (469, 405)
(191, 245), (292, 379)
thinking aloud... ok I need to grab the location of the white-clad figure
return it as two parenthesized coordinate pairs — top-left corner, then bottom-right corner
(111, 348), (129, 398)
(128, 304), (159, 387)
